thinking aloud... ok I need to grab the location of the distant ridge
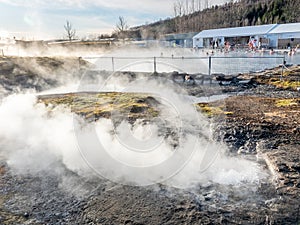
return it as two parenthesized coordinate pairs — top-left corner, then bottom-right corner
(128, 0), (300, 39)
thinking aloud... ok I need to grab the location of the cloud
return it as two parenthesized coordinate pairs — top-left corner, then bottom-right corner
(0, 0), (174, 16)
(0, 0), (229, 16)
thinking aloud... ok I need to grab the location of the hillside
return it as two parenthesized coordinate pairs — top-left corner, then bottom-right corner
(129, 0), (300, 39)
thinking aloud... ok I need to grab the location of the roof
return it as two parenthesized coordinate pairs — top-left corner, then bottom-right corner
(193, 24), (277, 39)
(164, 32), (198, 40)
(268, 23), (300, 34)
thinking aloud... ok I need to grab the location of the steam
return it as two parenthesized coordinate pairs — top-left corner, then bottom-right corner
(0, 41), (110, 57)
(0, 48), (268, 189)
(0, 94), (88, 174)
(0, 89), (266, 188)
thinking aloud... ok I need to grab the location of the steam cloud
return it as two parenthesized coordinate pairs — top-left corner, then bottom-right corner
(0, 47), (268, 189)
(0, 84), (266, 188)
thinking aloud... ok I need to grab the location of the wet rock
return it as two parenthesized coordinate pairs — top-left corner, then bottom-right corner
(0, 60), (14, 75)
(238, 140), (257, 154)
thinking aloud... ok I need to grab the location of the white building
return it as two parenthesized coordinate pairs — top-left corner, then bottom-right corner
(193, 22), (300, 49)
(267, 23), (300, 49)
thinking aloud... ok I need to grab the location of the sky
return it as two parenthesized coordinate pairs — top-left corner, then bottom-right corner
(0, 0), (227, 40)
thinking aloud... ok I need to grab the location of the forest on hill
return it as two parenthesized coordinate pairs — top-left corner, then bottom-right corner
(126, 0), (300, 39)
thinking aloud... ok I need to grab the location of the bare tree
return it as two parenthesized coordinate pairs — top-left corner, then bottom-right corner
(64, 20), (76, 41)
(185, 0), (189, 14)
(196, 0), (202, 11)
(173, 0), (185, 32)
(191, 0), (195, 13)
(174, 2), (178, 17)
(174, 0), (184, 16)
(115, 16), (129, 33)
(115, 16), (129, 40)
(175, 0), (203, 16)
(204, 0), (210, 9)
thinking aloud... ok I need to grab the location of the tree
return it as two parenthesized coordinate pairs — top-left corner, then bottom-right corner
(115, 16), (129, 40)
(204, 0), (209, 9)
(174, 0), (184, 17)
(173, 0), (184, 32)
(131, 0), (299, 38)
(196, 0), (202, 11)
(64, 20), (76, 41)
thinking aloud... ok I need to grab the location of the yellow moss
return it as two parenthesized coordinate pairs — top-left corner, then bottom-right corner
(38, 92), (160, 120)
(275, 99), (298, 107)
(270, 80), (300, 90)
(196, 103), (231, 116)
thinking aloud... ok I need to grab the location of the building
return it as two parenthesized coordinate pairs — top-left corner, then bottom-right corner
(193, 24), (276, 49)
(162, 32), (198, 48)
(193, 23), (300, 49)
(267, 23), (300, 49)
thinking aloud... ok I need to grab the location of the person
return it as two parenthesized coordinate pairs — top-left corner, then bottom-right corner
(184, 74), (190, 81)
(248, 40), (253, 50)
(269, 48), (274, 54)
(293, 46), (298, 54)
(214, 41), (218, 49)
(225, 41), (230, 52)
(184, 74), (195, 85)
(252, 39), (257, 50)
(248, 38), (257, 51)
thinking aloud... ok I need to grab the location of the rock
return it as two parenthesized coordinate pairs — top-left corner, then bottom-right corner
(238, 140), (257, 154)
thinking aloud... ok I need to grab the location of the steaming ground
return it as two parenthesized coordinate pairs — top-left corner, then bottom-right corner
(0, 77), (268, 188)
(0, 56), (267, 186)
(0, 91), (272, 224)
(0, 54), (285, 224)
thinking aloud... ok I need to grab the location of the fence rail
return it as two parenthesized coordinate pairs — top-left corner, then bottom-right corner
(83, 56), (286, 76)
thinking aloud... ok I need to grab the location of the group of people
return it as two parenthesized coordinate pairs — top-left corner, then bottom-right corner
(288, 45), (298, 56)
(194, 38), (299, 56)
